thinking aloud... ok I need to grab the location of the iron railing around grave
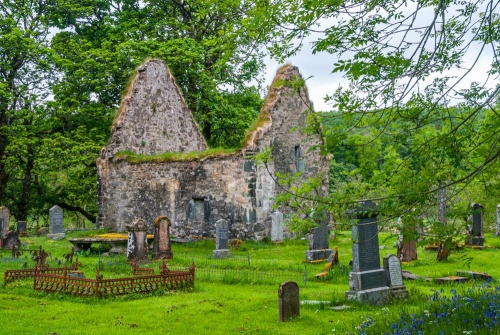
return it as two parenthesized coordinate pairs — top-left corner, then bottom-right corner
(3, 245), (81, 285)
(33, 260), (195, 297)
(4, 264), (80, 285)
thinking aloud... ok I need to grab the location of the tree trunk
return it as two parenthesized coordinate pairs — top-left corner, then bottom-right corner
(17, 143), (35, 221)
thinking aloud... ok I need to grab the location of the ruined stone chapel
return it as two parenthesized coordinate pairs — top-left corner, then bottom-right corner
(97, 59), (329, 239)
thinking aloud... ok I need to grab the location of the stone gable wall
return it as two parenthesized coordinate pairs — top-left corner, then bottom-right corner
(97, 62), (329, 239)
(103, 59), (207, 158)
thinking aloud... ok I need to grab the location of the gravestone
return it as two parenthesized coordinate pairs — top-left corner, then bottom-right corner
(213, 219), (231, 258)
(305, 211), (333, 261)
(495, 204), (500, 237)
(126, 219), (149, 262)
(345, 200), (390, 305)
(3, 230), (20, 250)
(271, 211), (284, 242)
(47, 205), (66, 240)
(466, 203), (484, 246)
(383, 254), (409, 299)
(17, 221), (28, 237)
(278, 281), (299, 322)
(0, 207), (10, 248)
(152, 216), (173, 260)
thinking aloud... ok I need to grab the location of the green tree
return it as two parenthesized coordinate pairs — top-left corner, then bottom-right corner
(259, 0), (499, 222)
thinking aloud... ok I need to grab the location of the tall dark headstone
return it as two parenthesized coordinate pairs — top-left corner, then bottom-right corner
(152, 216), (173, 260)
(466, 203), (484, 246)
(213, 219), (231, 258)
(305, 211), (332, 261)
(47, 205), (66, 240)
(383, 254), (409, 299)
(345, 200), (390, 304)
(126, 219), (149, 262)
(278, 281), (299, 322)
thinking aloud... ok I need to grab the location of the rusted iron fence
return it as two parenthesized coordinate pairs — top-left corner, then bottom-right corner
(4, 264), (79, 285)
(33, 261), (195, 297)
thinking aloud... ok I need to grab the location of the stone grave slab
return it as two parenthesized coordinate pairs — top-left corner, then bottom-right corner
(48, 205), (66, 240)
(383, 254), (409, 299)
(126, 219), (148, 262)
(466, 203), (484, 246)
(278, 281), (299, 322)
(152, 216), (173, 260)
(17, 221), (28, 237)
(271, 211), (284, 242)
(305, 211), (332, 261)
(213, 219), (231, 258)
(345, 200), (390, 305)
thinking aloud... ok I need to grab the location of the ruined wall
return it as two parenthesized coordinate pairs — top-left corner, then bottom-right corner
(97, 61), (329, 239)
(98, 154), (274, 238)
(102, 59), (207, 158)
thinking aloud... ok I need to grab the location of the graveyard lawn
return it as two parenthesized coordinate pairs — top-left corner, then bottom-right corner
(2, 231), (500, 334)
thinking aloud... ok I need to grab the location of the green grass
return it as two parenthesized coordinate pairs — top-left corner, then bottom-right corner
(1, 231), (500, 334)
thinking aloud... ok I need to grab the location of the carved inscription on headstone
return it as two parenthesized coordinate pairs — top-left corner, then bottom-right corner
(216, 219), (229, 250)
(47, 205), (65, 240)
(49, 205), (64, 234)
(354, 217), (380, 271)
(383, 254), (404, 287)
(278, 281), (299, 322)
(213, 219), (231, 258)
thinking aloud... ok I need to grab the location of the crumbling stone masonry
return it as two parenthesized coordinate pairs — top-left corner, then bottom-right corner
(97, 59), (329, 239)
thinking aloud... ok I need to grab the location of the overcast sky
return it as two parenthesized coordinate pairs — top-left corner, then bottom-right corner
(262, 3), (498, 113)
(263, 49), (344, 113)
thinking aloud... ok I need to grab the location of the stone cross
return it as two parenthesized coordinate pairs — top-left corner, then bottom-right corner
(152, 216), (173, 260)
(126, 219), (149, 262)
(467, 203), (484, 246)
(278, 281), (299, 321)
(305, 211), (332, 261)
(271, 211), (284, 242)
(383, 254), (409, 299)
(213, 219), (231, 258)
(48, 205), (66, 240)
(345, 200), (390, 305)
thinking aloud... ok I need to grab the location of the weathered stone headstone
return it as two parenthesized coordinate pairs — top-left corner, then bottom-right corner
(345, 200), (390, 305)
(47, 205), (66, 240)
(152, 216), (173, 260)
(278, 281), (299, 322)
(17, 221), (28, 237)
(3, 230), (20, 250)
(466, 203), (484, 246)
(126, 219), (149, 262)
(383, 254), (409, 299)
(0, 206), (10, 248)
(213, 219), (231, 258)
(305, 211), (332, 261)
(271, 211), (284, 242)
